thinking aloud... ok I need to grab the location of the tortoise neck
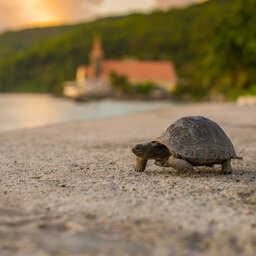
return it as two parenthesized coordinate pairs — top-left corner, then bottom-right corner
(146, 142), (170, 159)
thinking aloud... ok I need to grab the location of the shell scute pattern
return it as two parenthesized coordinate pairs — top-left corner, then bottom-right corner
(210, 122), (232, 146)
(157, 116), (237, 162)
(193, 122), (215, 142)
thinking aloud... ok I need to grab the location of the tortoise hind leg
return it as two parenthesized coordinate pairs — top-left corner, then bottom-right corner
(221, 159), (232, 175)
(135, 157), (148, 172)
(168, 155), (193, 172)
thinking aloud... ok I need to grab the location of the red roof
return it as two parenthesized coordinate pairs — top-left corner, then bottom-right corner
(81, 60), (176, 81)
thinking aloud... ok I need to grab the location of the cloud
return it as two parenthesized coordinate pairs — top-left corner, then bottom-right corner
(0, 0), (103, 32)
(0, 1), (25, 30)
(34, 0), (104, 22)
(0, 0), (206, 32)
(155, 0), (201, 10)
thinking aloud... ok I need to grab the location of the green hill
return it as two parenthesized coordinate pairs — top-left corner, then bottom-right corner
(0, 25), (79, 58)
(0, 0), (235, 94)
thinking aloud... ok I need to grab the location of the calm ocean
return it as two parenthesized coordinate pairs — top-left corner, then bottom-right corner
(0, 94), (177, 131)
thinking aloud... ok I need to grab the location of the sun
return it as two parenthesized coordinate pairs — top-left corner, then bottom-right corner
(35, 11), (55, 25)
(27, 0), (64, 27)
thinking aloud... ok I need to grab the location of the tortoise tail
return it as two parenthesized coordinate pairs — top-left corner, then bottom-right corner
(232, 156), (243, 160)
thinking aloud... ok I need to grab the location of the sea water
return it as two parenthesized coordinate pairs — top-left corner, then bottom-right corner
(0, 94), (178, 131)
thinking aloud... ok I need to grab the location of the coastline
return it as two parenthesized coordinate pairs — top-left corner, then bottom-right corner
(0, 102), (255, 256)
(0, 94), (180, 132)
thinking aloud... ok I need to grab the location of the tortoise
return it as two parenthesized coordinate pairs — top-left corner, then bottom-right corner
(132, 116), (242, 174)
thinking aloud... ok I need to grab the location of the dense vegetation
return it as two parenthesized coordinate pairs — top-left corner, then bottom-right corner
(1, 0), (253, 100)
(203, 0), (256, 99)
(0, 25), (77, 58)
(177, 0), (256, 100)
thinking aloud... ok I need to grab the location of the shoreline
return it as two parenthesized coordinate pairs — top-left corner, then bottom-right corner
(0, 95), (181, 133)
(0, 100), (252, 134)
(0, 102), (255, 256)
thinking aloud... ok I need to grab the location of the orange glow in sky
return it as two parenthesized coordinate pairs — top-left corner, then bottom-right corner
(0, 0), (205, 31)
(31, 7), (57, 26)
(24, 0), (77, 26)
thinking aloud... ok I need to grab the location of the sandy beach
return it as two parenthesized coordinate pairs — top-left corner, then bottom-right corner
(0, 102), (255, 256)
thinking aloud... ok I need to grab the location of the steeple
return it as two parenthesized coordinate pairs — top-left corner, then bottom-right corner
(91, 37), (103, 59)
(90, 37), (104, 78)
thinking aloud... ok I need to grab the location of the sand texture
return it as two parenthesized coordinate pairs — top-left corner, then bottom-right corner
(0, 102), (256, 256)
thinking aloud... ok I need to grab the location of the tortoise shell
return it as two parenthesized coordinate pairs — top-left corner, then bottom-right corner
(155, 116), (238, 164)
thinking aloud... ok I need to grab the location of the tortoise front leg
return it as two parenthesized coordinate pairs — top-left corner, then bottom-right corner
(155, 159), (171, 167)
(221, 159), (232, 174)
(135, 157), (148, 172)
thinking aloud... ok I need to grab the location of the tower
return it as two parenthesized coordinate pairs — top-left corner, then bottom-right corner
(90, 37), (104, 78)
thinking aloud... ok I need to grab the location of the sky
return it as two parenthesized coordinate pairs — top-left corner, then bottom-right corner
(0, 0), (206, 32)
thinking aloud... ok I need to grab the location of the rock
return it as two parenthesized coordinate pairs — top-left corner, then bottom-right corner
(237, 96), (256, 106)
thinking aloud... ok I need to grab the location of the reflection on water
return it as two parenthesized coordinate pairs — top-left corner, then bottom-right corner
(0, 94), (177, 131)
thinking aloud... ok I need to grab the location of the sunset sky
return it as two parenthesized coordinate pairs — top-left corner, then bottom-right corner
(0, 0), (206, 32)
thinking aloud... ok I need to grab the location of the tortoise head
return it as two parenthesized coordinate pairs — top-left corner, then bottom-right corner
(132, 143), (150, 158)
(132, 142), (169, 159)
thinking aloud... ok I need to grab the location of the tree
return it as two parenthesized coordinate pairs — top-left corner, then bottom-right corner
(202, 0), (256, 99)
(109, 72), (131, 93)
